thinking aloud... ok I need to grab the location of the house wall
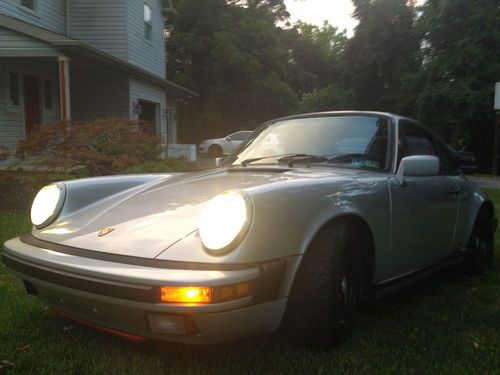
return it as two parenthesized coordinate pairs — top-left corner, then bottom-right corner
(126, 0), (166, 78)
(0, 63), (24, 150)
(0, 0), (66, 35)
(68, 0), (128, 60)
(71, 72), (130, 121)
(0, 59), (60, 150)
(0, 26), (61, 55)
(68, 0), (166, 78)
(129, 78), (167, 143)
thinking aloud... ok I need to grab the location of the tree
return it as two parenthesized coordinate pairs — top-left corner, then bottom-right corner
(283, 21), (348, 101)
(166, 0), (297, 143)
(343, 0), (421, 112)
(413, 0), (500, 171)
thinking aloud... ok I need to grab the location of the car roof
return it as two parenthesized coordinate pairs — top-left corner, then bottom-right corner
(265, 110), (418, 125)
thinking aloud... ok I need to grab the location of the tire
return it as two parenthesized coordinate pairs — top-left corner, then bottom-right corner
(208, 144), (223, 158)
(462, 209), (494, 275)
(282, 221), (364, 347)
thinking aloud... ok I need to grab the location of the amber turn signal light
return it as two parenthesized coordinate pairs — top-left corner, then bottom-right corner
(160, 281), (254, 304)
(161, 286), (212, 304)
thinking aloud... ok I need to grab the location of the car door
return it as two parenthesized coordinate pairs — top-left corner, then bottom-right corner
(389, 121), (460, 275)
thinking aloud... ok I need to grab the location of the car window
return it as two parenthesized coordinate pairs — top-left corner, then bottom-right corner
(398, 121), (459, 175)
(435, 139), (461, 176)
(397, 121), (436, 167)
(229, 132), (251, 141)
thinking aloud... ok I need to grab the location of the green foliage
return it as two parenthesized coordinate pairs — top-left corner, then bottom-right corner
(0, 172), (73, 213)
(411, 0), (500, 171)
(167, 0), (298, 143)
(168, 0), (499, 172)
(300, 83), (354, 113)
(343, 0), (422, 111)
(17, 119), (160, 176)
(284, 21), (348, 100)
(125, 157), (198, 173)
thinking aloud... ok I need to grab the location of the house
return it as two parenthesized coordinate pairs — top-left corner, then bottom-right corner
(0, 0), (196, 155)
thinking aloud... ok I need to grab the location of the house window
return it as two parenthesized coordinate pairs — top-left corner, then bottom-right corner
(8, 73), (20, 106)
(144, 4), (152, 41)
(20, 0), (36, 11)
(43, 80), (53, 110)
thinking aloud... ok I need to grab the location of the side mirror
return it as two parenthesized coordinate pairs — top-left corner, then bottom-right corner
(396, 155), (439, 185)
(226, 136), (232, 141)
(215, 157), (225, 167)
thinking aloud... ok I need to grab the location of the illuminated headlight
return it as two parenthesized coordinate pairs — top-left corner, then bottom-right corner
(199, 192), (252, 253)
(30, 183), (66, 228)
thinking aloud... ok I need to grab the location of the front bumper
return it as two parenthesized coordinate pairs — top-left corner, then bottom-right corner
(2, 236), (292, 343)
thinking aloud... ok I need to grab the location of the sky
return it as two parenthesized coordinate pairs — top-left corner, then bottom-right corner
(283, 0), (358, 36)
(283, 0), (425, 37)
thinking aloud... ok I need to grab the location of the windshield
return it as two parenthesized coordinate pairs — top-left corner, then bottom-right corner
(226, 115), (390, 170)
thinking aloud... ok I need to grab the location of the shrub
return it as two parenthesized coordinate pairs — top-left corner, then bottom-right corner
(0, 145), (10, 161)
(17, 118), (160, 175)
(0, 171), (72, 212)
(125, 157), (198, 173)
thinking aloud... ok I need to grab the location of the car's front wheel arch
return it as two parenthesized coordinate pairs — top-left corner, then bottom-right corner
(306, 215), (376, 301)
(280, 215), (375, 346)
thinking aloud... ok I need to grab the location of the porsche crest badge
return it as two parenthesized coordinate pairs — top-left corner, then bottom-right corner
(98, 227), (115, 237)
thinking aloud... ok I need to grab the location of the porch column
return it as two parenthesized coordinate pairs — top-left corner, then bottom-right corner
(58, 56), (71, 124)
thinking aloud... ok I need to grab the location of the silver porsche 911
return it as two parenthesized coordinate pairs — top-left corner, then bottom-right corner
(2, 111), (496, 346)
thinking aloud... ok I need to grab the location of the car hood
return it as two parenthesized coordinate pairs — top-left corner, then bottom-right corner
(34, 167), (360, 259)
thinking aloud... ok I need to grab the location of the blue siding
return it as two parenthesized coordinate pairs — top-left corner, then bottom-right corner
(0, 0), (66, 34)
(0, 59), (61, 150)
(0, 62), (24, 150)
(0, 26), (61, 55)
(69, 0), (128, 60)
(126, 0), (166, 78)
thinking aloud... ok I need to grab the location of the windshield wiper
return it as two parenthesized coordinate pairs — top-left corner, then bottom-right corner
(326, 153), (382, 163)
(240, 155), (278, 167)
(277, 154), (328, 167)
(240, 154), (327, 167)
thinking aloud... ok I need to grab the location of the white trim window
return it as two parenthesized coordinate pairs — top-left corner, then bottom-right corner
(19, 0), (36, 11)
(6, 72), (22, 113)
(144, 3), (152, 41)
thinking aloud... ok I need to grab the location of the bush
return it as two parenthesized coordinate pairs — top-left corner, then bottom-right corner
(17, 118), (160, 175)
(0, 145), (10, 161)
(125, 157), (198, 173)
(0, 171), (72, 212)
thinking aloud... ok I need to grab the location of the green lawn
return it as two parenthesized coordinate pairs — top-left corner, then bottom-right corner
(1, 192), (499, 374)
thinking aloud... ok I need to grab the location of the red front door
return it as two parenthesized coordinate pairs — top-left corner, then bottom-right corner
(23, 75), (40, 134)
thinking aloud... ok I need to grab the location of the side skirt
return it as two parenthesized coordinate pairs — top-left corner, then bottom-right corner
(373, 252), (464, 299)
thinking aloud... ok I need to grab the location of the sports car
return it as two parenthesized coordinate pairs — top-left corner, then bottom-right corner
(2, 111), (496, 346)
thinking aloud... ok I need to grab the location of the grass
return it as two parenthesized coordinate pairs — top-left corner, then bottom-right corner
(1, 191), (499, 374)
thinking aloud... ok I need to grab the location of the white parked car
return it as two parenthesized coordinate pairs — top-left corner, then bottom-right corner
(199, 131), (253, 156)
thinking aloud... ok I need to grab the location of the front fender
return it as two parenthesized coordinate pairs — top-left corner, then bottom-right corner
(158, 176), (391, 281)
